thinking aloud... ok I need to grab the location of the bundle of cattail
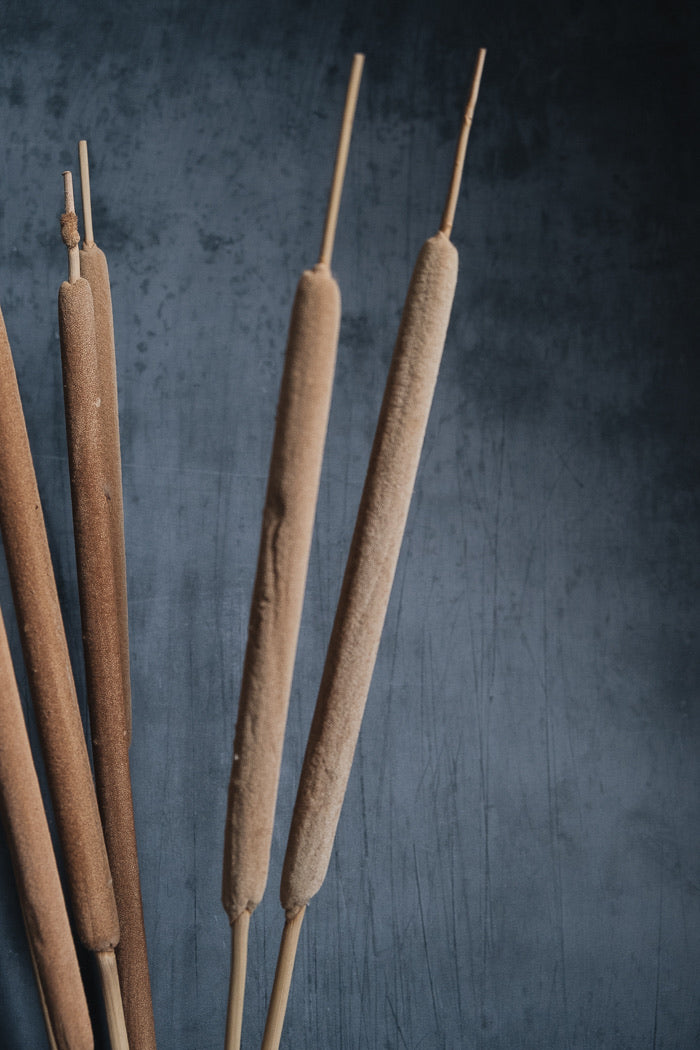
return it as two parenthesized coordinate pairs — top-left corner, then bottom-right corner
(260, 49), (486, 1050)
(0, 601), (93, 1050)
(78, 139), (131, 741)
(58, 172), (154, 1050)
(0, 303), (125, 1044)
(221, 53), (364, 1050)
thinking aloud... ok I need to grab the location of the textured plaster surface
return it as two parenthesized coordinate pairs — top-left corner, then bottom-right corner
(0, 1), (698, 1047)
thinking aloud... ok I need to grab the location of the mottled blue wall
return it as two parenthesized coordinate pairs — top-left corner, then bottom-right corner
(0, 1), (698, 1047)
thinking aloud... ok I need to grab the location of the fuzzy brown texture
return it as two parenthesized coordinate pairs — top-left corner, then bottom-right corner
(58, 279), (156, 1050)
(280, 233), (458, 915)
(80, 244), (131, 744)
(60, 211), (80, 249)
(0, 303), (119, 952)
(0, 607), (94, 1050)
(222, 265), (341, 922)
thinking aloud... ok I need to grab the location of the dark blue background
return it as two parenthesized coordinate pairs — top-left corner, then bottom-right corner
(1, 1), (698, 1047)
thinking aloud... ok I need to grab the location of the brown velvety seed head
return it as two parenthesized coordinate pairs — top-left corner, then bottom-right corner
(0, 302), (119, 952)
(222, 266), (341, 922)
(0, 604), (94, 1050)
(59, 281), (156, 1048)
(281, 233), (458, 914)
(79, 244), (131, 743)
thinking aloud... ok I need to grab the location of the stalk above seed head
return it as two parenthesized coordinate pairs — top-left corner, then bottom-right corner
(221, 53), (364, 1050)
(260, 48), (486, 1050)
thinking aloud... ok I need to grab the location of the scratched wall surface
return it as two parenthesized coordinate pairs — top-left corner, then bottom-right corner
(0, 1), (698, 1047)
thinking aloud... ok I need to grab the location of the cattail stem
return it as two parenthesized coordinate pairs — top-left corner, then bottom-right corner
(224, 911), (250, 1050)
(62, 172), (81, 283)
(440, 48), (486, 238)
(260, 907), (306, 1050)
(318, 53), (364, 267)
(78, 140), (95, 247)
(96, 950), (129, 1050)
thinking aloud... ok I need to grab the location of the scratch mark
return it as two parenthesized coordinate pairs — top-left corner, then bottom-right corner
(386, 992), (410, 1049)
(543, 520), (570, 1048)
(652, 872), (663, 1050)
(413, 845), (441, 1038)
(483, 411), (506, 976)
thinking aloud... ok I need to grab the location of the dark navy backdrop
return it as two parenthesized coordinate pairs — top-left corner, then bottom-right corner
(0, 1), (698, 1047)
